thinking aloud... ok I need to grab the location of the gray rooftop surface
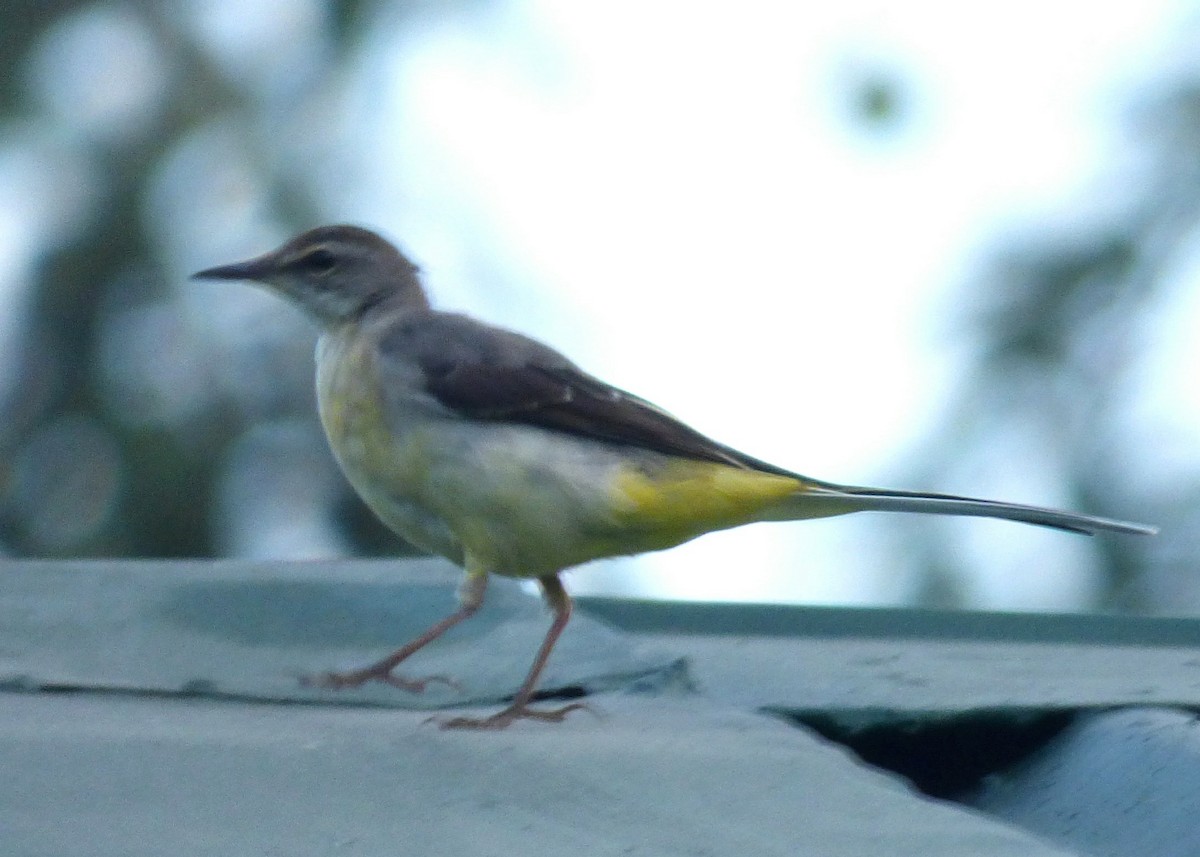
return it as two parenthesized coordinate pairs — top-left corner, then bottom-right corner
(2, 559), (1199, 856)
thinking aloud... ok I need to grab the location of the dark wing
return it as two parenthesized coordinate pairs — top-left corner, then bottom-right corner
(379, 311), (797, 476)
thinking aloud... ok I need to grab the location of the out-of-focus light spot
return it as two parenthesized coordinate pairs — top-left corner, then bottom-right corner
(188, 285), (316, 419)
(0, 127), (98, 253)
(180, 0), (326, 97)
(214, 420), (348, 559)
(144, 127), (319, 419)
(145, 123), (278, 273)
(97, 301), (212, 430)
(26, 5), (171, 144)
(9, 414), (123, 553)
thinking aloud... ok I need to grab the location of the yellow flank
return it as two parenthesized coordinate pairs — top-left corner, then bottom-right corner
(609, 459), (806, 546)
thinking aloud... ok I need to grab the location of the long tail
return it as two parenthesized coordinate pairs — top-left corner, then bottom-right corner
(793, 483), (1157, 536)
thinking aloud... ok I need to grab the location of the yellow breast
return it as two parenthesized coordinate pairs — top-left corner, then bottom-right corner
(314, 325), (461, 560)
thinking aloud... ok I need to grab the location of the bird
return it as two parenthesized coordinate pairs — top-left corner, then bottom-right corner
(193, 225), (1157, 729)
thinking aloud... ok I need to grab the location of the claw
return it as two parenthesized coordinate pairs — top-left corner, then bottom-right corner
(300, 668), (460, 693)
(435, 701), (590, 730)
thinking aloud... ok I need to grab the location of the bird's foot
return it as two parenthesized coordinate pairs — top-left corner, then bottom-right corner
(301, 666), (460, 694)
(435, 701), (591, 731)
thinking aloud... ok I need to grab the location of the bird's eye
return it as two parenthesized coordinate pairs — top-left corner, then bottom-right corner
(300, 247), (338, 275)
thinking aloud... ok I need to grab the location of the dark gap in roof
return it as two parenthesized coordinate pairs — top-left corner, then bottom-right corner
(530, 684), (588, 702)
(771, 707), (1077, 800)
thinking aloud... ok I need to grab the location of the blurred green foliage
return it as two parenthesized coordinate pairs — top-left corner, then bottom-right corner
(0, 0), (401, 559)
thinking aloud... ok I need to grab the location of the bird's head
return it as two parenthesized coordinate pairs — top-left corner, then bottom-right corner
(192, 225), (429, 325)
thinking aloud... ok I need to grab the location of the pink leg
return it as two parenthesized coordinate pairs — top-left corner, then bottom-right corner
(439, 574), (587, 730)
(302, 573), (487, 693)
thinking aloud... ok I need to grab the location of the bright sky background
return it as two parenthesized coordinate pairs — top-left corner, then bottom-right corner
(318, 0), (1196, 608)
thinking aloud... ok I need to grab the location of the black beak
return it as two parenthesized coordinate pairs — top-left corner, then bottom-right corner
(190, 255), (273, 282)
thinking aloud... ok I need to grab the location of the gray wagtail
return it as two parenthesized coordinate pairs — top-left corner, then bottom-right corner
(193, 224), (1157, 730)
